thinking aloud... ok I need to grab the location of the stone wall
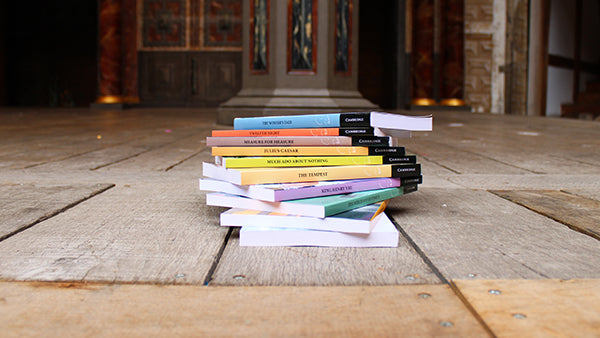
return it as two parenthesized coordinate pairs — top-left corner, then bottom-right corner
(464, 0), (504, 113)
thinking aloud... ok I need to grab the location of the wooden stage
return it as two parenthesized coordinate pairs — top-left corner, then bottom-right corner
(1, 107), (599, 336)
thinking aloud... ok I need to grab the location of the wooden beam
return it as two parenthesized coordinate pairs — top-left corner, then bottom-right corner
(0, 282), (488, 336)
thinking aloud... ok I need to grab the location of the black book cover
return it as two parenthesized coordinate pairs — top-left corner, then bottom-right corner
(382, 155), (417, 164)
(390, 164), (421, 177)
(339, 127), (376, 136)
(339, 113), (371, 127)
(350, 136), (392, 146)
(367, 147), (406, 156)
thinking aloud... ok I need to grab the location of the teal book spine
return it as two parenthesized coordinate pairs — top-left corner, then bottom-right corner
(234, 113), (342, 130)
(292, 187), (404, 216)
(233, 113), (372, 130)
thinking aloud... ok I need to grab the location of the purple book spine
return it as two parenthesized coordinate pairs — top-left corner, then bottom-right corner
(272, 178), (402, 201)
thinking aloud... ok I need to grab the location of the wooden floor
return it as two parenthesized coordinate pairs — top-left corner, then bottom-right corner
(1, 107), (599, 336)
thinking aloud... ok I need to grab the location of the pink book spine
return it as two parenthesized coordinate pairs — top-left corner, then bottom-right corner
(206, 136), (353, 147)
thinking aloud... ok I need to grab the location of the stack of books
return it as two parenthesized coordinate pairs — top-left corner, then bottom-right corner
(199, 112), (432, 247)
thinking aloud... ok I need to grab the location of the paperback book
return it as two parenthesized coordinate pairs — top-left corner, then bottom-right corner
(202, 162), (421, 185)
(214, 155), (417, 168)
(205, 135), (398, 147)
(220, 201), (389, 234)
(233, 111), (432, 132)
(212, 127), (386, 137)
(239, 211), (399, 247)
(199, 177), (418, 202)
(211, 145), (406, 157)
(205, 186), (412, 218)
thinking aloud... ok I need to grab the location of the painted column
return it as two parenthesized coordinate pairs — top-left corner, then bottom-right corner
(97, 0), (123, 104)
(96, 0), (138, 105)
(439, 0), (465, 106)
(410, 0), (435, 106)
(121, 0), (139, 103)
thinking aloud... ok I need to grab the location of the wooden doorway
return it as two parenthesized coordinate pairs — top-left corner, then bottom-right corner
(358, 0), (402, 109)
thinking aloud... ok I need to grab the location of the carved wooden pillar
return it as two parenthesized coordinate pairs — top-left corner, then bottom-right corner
(95, 0), (138, 106)
(218, 0), (377, 125)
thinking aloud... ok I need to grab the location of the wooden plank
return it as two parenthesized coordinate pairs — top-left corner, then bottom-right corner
(2, 129), (196, 171)
(386, 188), (600, 280)
(209, 226), (442, 286)
(0, 108), (217, 169)
(403, 139), (533, 175)
(0, 282), (488, 337)
(0, 183), (114, 240)
(491, 190), (600, 240)
(563, 188), (600, 202)
(97, 132), (211, 172)
(452, 279), (600, 337)
(0, 181), (228, 284)
(444, 174), (600, 191)
(416, 112), (600, 173)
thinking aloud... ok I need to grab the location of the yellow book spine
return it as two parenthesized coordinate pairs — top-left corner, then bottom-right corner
(236, 165), (393, 185)
(211, 146), (371, 157)
(222, 156), (384, 168)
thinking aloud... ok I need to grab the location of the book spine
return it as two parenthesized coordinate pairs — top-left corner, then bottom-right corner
(238, 165), (397, 185)
(367, 147), (406, 156)
(339, 127), (376, 136)
(233, 113), (342, 130)
(323, 187), (403, 216)
(219, 156), (384, 168)
(212, 127), (379, 137)
(206, 136), (393, 147)
(350, 136), (393, 146)
(390, 164), (421, 178)
(382, 155), (417, 164)
(273, 178), (402, 201)
(400, 175), (423, 186)
(211, 146), (371, 157)
(402, 184), (419, 194)
(339, 112), (372, 127)
(206, 136), (349, 147)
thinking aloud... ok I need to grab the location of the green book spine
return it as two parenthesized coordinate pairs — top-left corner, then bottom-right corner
(292, 187), (404, 217)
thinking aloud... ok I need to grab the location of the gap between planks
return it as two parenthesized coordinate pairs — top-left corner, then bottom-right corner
(0, 183), (115, 242)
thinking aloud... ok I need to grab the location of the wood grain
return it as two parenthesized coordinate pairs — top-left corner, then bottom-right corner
(386, 188), (600, 280)
(452, 279), (600, 337)
(445, 174), (600, 191)
(0, 183), (114, 241)
(0, 182), (227, 284)
(0, 282), (488, 337)
(405, 111), (600, 174)
(491, 190), (600, 240)
(97, 132), (210, 172)
(210, 227), (442, 286)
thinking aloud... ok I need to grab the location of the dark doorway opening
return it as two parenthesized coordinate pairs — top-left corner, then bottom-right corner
(2, 1), (98, 107)
(358, 0), (401, 109)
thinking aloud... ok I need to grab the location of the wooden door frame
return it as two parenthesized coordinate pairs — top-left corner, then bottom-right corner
(527, 0), (550, 116)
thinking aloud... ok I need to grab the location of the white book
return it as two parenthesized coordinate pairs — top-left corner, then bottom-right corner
(199, 177), (404, 202)
(220, 202), (388, 234)
(205, 187), (404, 218)
(239, 212), (399, 247)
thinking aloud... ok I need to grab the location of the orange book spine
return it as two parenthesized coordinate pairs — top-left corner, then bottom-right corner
(212, 128), (341, 137)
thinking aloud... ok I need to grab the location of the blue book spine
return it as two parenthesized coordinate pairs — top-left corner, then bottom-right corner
(234, 113), (343, 130)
